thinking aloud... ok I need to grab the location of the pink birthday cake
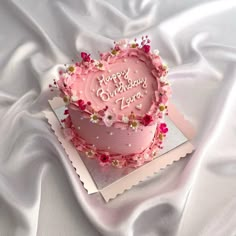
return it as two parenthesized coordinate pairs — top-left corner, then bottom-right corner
(51, 36), (171, 168)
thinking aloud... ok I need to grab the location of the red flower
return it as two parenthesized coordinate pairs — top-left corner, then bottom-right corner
(77, 99), (86, 110)
(81, 52), (91, 62)
(99, 154), (110, 166)
(142, 44), (150, 53)
(159, 123), (168, 133)
(141, 114), (153, 126)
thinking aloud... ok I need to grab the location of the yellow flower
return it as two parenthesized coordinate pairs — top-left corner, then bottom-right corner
(131, 43), (137, 48)
(162, 62), (168, 70)
(159, 104), (165, 112)
(112, 159), (119, 167)
(130, 120), (140, 130)
(67, 66), (75, 73)
(159, 133), (163, 140)
(96, 62), (105, 70)
(63, 95), (70, 104)
(111, 49), (119, 56)
(86, 150), (95, 158)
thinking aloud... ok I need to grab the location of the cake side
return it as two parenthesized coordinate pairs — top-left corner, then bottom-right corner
(69, 105), (158, 155)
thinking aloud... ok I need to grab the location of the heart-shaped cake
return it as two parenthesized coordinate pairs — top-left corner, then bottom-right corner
(52, 37), (171, 168)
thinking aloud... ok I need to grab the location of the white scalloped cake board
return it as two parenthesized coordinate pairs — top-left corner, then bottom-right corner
(44, 97), (195, 202)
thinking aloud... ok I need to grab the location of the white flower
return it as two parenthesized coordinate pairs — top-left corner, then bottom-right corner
(162, 61), (168, 70)
(85, 150), (95, 158)
(122, 115), (129, 123)
(130, 120), (140, 130)
(71, 95), (79, 102)
(160, 76), (167, 83)
(117, 39), (129, 50)
(144, 153), (149, 160)
(90, 113), (99, 123)
(94, 60), (107, 71)
(67, 65), (75, 74)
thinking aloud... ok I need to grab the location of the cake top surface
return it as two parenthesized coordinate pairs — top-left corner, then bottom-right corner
(54, 36), (171, 129)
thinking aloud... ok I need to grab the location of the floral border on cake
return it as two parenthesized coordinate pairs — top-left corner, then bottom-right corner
(49, 37), (172, 168)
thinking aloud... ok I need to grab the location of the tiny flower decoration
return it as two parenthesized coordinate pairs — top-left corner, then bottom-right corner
(111, 46), (120, 56)
(85, 150), (95, 158)
(122, 115), (129, 123)
(77, 99), (86, 110)
(141, 114), (153, 126)
(159, 123), (168, 133)
(159, 103), (166, 112)
(142, 44), (151, 53)
(67, 65), (75, 74)
(81, 52), (91, 62)
(103, 110), (116, 127)
(130, 41), (138, 48)
(116, 39), (128, 50)
(99, 154), (110, 166)
(111, 158), (126, 168)
(90, 113), (100, 123)
(95, 60), (108, 71)
(63, 95), (70, 104)
(143, 153), (153, 162)
(130, 120), (140, 130)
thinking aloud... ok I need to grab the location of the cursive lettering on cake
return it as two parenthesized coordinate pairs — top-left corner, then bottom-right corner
(115, 92), (144, 110)
(97, 69), (129, 86)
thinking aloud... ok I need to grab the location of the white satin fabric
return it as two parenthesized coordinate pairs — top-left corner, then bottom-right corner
(1, 0), (236, 235)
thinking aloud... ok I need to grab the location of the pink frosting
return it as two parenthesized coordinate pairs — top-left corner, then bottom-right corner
(71, 53), (158, 117)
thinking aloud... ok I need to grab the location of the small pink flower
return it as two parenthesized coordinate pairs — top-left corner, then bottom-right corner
(152, 56), (162, 68)
(81, 52), (91, 62)
(117, 39), (128, 50)
(102, 110), (116, 127)
(159, 123), (168, 133)
(99, 154), (110, 166)
(159, 85), (171, 104)
(142, 44), (151, 53)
